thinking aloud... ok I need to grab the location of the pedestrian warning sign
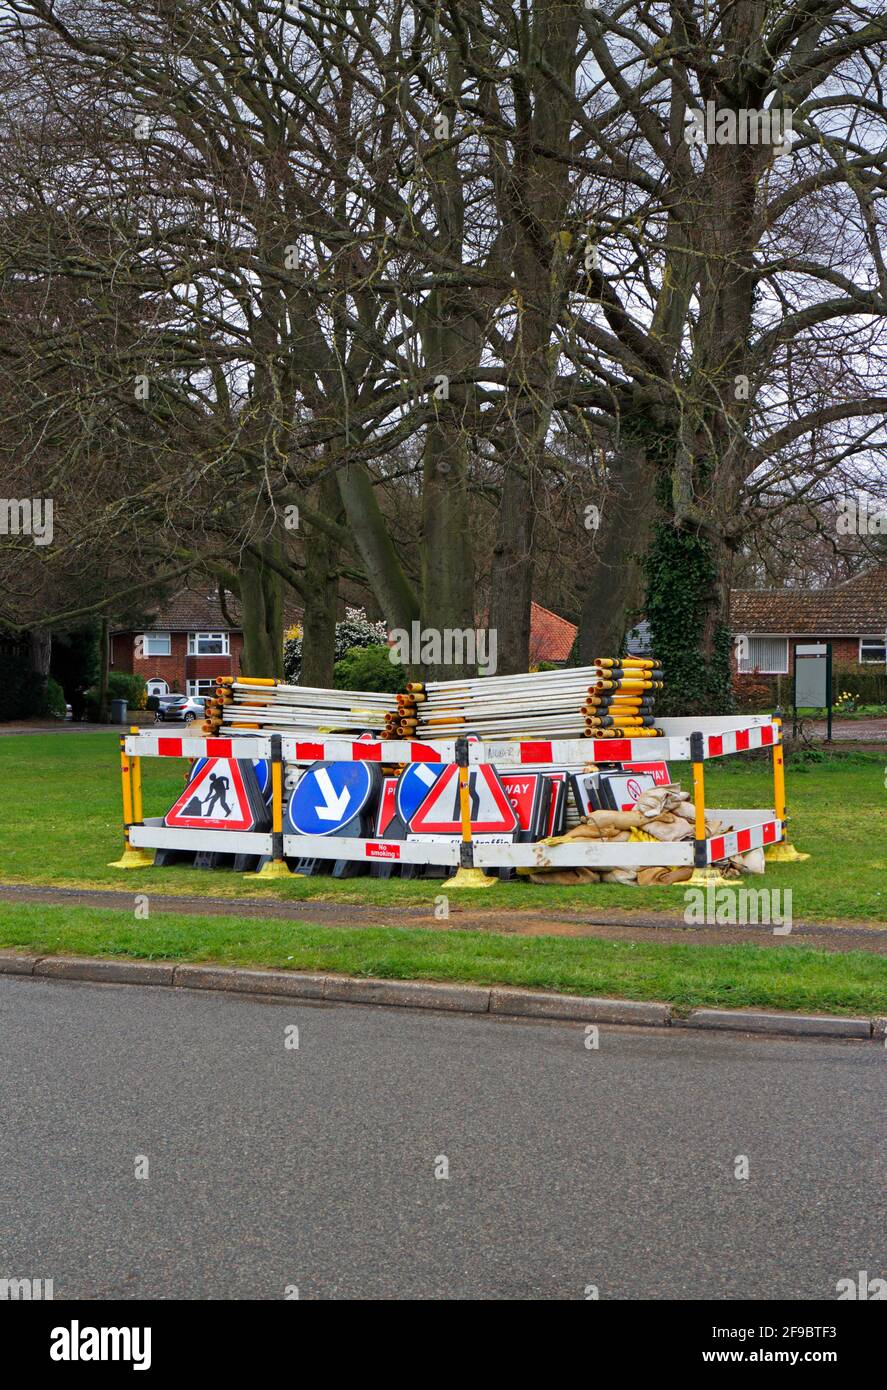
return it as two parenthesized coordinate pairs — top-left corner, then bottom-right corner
(164, 758), (270, 831)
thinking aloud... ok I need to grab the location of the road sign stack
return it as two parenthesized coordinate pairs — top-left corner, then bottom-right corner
(204, 676), (419, 740)
(117, 708), (788, 884)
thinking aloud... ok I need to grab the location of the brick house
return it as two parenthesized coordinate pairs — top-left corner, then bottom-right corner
(112, 590), (581, 693)
(110, 589), (300, 699)
(731, 563), (887, 675)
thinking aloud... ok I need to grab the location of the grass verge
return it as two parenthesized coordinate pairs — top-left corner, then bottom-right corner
(1, 901), (885, 1016)
(1, 732), (886, 924)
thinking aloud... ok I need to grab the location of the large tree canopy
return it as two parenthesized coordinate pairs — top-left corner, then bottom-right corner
(1, 1), (886, 700)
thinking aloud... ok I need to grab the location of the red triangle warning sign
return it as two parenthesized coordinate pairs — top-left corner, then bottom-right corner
(164, 758), (263, 831)
(408, 765), (518, 836)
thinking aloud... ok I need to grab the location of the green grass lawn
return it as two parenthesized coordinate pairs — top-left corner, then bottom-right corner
(0, 732), (884, 923)
(2, 900), (885, 1016)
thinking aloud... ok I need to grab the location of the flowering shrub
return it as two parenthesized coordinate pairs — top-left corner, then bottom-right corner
(284, 607), (388, 683)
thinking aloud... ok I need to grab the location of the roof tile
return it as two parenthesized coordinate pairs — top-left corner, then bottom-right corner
(731, 563), (887, 634)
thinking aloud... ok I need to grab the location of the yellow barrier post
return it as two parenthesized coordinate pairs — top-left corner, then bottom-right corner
(108, 729), (153, 868)
(448, 738), (495, 888)
(250, 733), (294, 877)
(686, 730), (733, 886)
(765, 718), (810, 861)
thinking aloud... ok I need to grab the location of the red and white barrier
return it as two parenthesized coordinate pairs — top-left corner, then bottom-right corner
(125, 732), (271, 760)
(121, 717), (785, 871)
(705, 817), (783, 864)
(125, 715), (779, 767)
(281, 834), (462, 866)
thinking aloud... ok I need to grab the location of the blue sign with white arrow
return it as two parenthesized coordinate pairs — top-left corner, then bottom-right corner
(395, 762), (447, 825)
(285, 761), (381, 837)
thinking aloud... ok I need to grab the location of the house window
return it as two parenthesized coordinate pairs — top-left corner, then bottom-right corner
(188, 631), (229, 656)
(859, 637), (887, 665)
(737, 637), (789, 674)
(186, 679), (216, 699)
(141, 632), (171, 657)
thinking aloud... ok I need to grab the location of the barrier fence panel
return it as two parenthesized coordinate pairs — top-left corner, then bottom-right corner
(125, 716), (780, 768)
(129, 820), (274, 857)
(114, 715), (793, 873)
(280, 835), (462, 866)
(124, 733), (272, 760)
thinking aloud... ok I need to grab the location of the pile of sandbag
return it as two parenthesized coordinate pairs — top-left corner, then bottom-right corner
(518, 786), (764, 884)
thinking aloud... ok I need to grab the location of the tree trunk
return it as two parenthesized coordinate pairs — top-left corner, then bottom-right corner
(420, 420), (475, 677)
(336, 459), (419, 632)
(29, 628), (51, 677)
(578, 436), (656, 662)
(487, 0), (580, 674)
(299, 474), (341, 688)
(418, 290), (478, 678)
(239, 547), (284, 678)
(489, 459), (536, 674)
(644, 514), (735, 716)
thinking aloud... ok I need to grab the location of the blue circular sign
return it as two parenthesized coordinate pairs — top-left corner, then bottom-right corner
(395, 763), (447, 825)
(286, 761), (379, 837)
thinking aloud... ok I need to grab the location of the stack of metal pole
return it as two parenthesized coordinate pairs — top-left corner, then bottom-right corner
(409, 659), (664, 741)
(409, 668), (593, 740)
(204, 676), (418, 739)
(582, 657), (665, 738)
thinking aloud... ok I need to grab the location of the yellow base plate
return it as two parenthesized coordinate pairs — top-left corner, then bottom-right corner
(448, 867), (497, 889)
(686, 866), (736, 887)
(247, 859), (296, 879)
(107, 848), (154, 869)
(764, 842), (810, 863)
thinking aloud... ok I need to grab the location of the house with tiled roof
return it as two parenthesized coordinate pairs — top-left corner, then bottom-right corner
(112, 589), (580, 692)
(110, 589), (303, 698)
(731, 563), (887, 674)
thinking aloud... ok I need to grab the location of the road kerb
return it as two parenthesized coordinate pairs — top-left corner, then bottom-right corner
(686, 1008), (872, 1039)
(0, 952), (881, 1039)
(0, 951), (38, 975)
(174, 964), (327, 999)
(321, 976), (491, 1012)
(33, 956), (175, 986)
(490, 988), (671, 1026)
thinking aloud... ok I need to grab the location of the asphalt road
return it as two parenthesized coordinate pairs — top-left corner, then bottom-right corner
(1, 976), (884, 1300)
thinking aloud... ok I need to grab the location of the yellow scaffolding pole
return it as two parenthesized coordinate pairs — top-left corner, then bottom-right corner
(449, 741), (494, 889)
(108, 730), (153, 868)
(250, 732), (294, 877)
(765, 718), (810, 861)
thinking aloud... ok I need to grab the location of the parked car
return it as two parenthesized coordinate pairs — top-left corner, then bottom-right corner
(153, 695), (206, 725)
